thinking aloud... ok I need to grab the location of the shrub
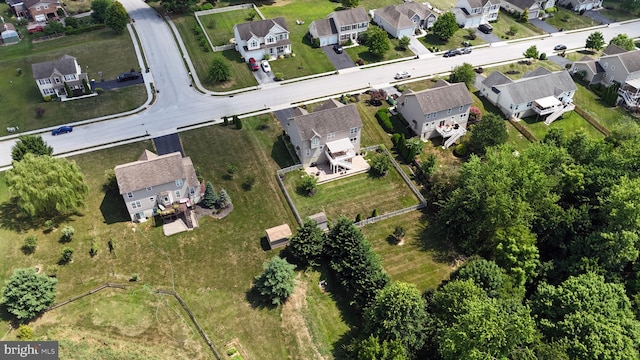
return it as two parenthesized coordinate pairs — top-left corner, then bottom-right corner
(235, 116), (243, 129)
(355, 213), (362, 222)
(61, 225), (75, 242)
(17, 324), (34, 340)
(539, 52), (547, 60)
(22, 236), (37, 254)
(45, 219), (54, 231)
(95, 88), (104, 94)
(47, 265), (59, 277)
(130, 273), (139, 281)
(371, 209), (379, 218)
(60, 247), (75, 264)
(242, 175), (256, 190)
(393, 226), (406, 244)
(35, 107), (45, 118)
(263, 54), (271, 61)
(298, 174), (318, 196)
(89, 240), (98, 257)
(454, 142), (469, 157)
(275, 72), (285, 81)
(201, 2), (213, 10)
(376, 108), (393, 133)
(43, 96), (52, 102)
(369, 153), (391, 177)
(16, 67), (22, 76)
(226, 164), (237, 177)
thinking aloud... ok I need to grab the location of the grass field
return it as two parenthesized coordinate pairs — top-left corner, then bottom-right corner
(573, 82), (630, 131)
(345, 37), (415, 64)
(601, 0), (640, 22)
(198, 9), (255, 47)
(491, 11), (545, 39)
(521, 110), (605, 139)
(0, 29), (146, 133)
(544, 8), (599, 30)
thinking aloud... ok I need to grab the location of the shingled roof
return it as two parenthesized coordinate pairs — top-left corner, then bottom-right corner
(290, 100), (362, 141)
(398, 81), (473, 114)
(235, 17), (289, 41)
(24, 0), (58, 9)
(609, 49), (640, 74)
(309, 18), (336, 37)
(504, 0), (537, 10)
(329, 7), (368, 26)
(114, 151), (198, 195)
(490, 69), (576, 104)
(375, 2), (433, 29)
(31, 55), (78, 79)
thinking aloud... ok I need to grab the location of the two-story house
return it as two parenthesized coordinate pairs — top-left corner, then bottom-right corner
(396, 80), (473, 148)
(479, 67), (577, 124)
(501, 0), (556, 20)
(372, 2), (437, 38)
(557, 0), (602, 11)
(234, 17), (291, 61)
(114, 150), (202, 222)
(453, 0), (500, 28)
(308, 7), (369, 47)
(31, 54), (89, 99)
(285, 99), (363, 173)
(25, 0), (62, 22)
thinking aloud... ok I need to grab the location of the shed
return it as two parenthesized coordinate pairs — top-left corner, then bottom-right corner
(265, 224), (292, 249)
(1, 23), (20, 45)
(309, 212), (329, 232)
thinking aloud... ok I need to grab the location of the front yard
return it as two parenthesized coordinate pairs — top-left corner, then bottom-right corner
(544, 8), (599, 30)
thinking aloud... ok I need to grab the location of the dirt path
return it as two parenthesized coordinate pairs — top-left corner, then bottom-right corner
(281, 274), (325, 360)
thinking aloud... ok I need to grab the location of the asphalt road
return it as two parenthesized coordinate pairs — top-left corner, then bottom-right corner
(0, 1), (639, 167)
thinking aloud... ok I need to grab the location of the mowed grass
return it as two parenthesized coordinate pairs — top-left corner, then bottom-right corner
(521, 110), (605, 139)
(483, 60), (564, 80)
(198, 9), (255, 46)
(422, 30), (486, 52)
(601, 0), (640, 22)
(345, 37), (415, 64)
(491, 12), (545, 39)
(0, 29), (146, 133)
(545, 8), (599, 30)
(573, 82), (630, 130)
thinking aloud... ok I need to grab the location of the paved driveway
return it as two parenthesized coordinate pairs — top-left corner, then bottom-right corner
(530, 18), (559, 33)
(94, 77), (144, 91)
(475, 29), (501, 43)
(253, 67), (276, 85)
(584, 10), (612, 24)
(322, 45), (356, 70)
(409, 36), (432, 57)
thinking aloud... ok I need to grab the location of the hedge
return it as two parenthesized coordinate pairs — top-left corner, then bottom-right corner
(376, 108), (393, 133)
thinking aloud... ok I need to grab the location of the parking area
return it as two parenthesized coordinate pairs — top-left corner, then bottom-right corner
(584, 10), (612, 25)
(322, 45), (356, 70)
(153, 131), (184, 157)
(475, 29), (501, 43)
(252, 66), (276, 85)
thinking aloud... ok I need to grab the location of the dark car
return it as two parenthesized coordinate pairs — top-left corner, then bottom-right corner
(333, 44), (344, 54)
(444, 49), (462, 57)
(478, 24), (493, 34)
(117, 71), (141, 82)
(248, 57), (259, 71)
(52, 126), (73, 136)
(554, 44), (567, 51)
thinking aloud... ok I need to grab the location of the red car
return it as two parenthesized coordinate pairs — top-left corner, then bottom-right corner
(29, 26), (44, 34)
(248, 58), (259, 71)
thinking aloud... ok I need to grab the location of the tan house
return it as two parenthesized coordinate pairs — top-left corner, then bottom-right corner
(31, 54), (89, 99)
(309, 7), (369, 46)
(114, 150), (202, 222)
(285, 99), (363, 173)
(396, 80), (473, 148)
(373, 2), (437, 38)
(233, 17), (291, 61)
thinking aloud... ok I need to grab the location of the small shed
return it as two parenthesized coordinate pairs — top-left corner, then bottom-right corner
(309, 212), (329, 232)
(265, 224), (292, 249)
(1, 23), (20, 45)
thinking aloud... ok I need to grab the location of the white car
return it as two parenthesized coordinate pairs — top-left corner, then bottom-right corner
(261, 60), (271, 73)
(394, 71), (411, 80)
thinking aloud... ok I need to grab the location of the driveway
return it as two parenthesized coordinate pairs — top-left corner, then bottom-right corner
(322, 45), (356, 70)
(409, 36), (431, 57)
(584, 10), (612, 25)
(530, 18), (559, 33)
(548, 54), (573, 69)
(475, 29), (501, 43)
(93, 77), (144, 91)
(253, 67), (276, 85)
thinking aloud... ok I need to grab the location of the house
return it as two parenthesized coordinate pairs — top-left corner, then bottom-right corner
(479, 67), (577, 124)
(114, 150), (203, 222)
(285, 99), (363, 173)
(396, 80), (473, 148)
(233, 17), (291, 61)
(1, 23), (20, 45)
(501, 0), (556, 20)
(6, 0), (28, 18)
(557, 0), (602, 11)
(372, 2), (437, 38)
(453, 0), (500, 28)
(308, 7), (369, 47)
(24, 0), (62, 22)
(31, 55), (89, 99)
(571, 47), (640, 109)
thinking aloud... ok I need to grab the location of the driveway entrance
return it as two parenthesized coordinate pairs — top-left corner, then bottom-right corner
(322, 45), (356, 70)
(530, 18), (559, 33)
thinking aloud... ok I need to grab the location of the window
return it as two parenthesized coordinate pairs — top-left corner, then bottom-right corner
(461, 114), (466, 118)
(35, 5), (40, 10)
(266, 36), (275, 44)
(611, 65), (615, 70)
(459, 106), (464, 111)
(127, 192), (134, 199)
(54, 77), (61, 84)
(412, 120), (417, 128)
(350, 127), (358, 135)
(131, 201), (142, 209)
(350, 137), (357, 143)
(527, 101), (533, 107)
(146, 186), (153, 192)
(64, 74), (76, 81)
(327, 132), (335, 140)
(426, 113), (431, 119)
(175, 190), (181, 199)
(311, 137), (319, 148)
(340, 26), (349, 31)
(447, 108), (452, 114)
(340, 34), (350, 41)
(603, 62), (608, 69)
(38, 79), (51, 85)
(432, 112), (437, 117)
(43, 88), (55, 95)
(351, 25), (357, 30)
(44, 4), (48, 9)
(250, 40), (258, 48)
(305, 148), (311, 156)
(189, 187), (196, 195)
(175, 179), (184, 187)
(439, 120), (445, 126)
(149, 197), (155, 203)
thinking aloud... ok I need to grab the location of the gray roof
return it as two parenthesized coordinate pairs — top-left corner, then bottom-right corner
(24, 0), (58, 8)
(313, 98), (342, 112)
(603, 43), (627, 55)
(114, 151), (198, 194)
(398, 81), (473, 114)
(504, 0), (537, 10)
(482, 71), (513, 87)
(234, 17), (288, 41)
(329, 7), (369, 26)
(523, 67), (551, 78)
(375, 2), (433, 29)
(614, 49), (640, 74)
(31, 54), (78, 79)
(290, 100), (362, 140)
(309, 18), (336, 37)
(492, 69), (576, 104)
(467, 0), (495, 8)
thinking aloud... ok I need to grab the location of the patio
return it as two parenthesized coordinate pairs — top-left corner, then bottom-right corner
(304, 155), (370, 184)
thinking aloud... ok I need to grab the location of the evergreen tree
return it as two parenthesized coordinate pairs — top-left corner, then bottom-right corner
(218, 188), (231, 208)
(1, 268), (57, 321)
(288, 219), (325, 266)
(202, 181), (218, 208)
(585, 31), (605, 51)
(254, 256), (296, 305)
(208, 57), (231, 83)
(11, 135), (53, 162)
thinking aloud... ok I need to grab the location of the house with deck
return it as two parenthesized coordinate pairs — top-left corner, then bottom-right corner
(372, 2), (437, 38)
(285, 99), (363, 173)
(479, 68), (577, 124)
(308, 7), (369, 46)
(234, 17), (291, 61)
(31, 55), (89, 99)
(453, 0), (500, 28)
(396, 80), (473, 148)
(114, 150), (202, 223)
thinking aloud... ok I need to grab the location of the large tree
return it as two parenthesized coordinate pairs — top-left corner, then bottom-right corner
(468, 113), (508, 156)
(288, 219), (325, 267)
(91, 0), (112, 23)
(341, 0), (359, 8)
(254, 256), (296, 305)
(11, 135), (53, 162)
(208, 57), (231, 83)
(432, 12), (458, 40)
(610, 33), (636, 51)
(448, 62), (475, 89)
(105, 1), (129, 33)
(160, 0), (196, 14)
(7, 154), (89, 217)
(2, 268), (57, 321)
(450, 258), (504, 298)
(585, 31), (605, 51)
(361, 25), (391, 58)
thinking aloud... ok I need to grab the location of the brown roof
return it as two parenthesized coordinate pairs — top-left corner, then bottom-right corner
(266, 224), (292, 242)
(114, 151), (196, 194)
(329, 7), (369, 26)
(313, 98), (342, 112)
(398, 81), (473, 114)
(235, 17), (288, 41)
(3, 23), (16, 31)
(290, 100), (362, 140)
(375, 2), (433, 29)
(31, 54), (78, 79)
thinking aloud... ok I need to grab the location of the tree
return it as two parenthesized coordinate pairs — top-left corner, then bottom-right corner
(493, 224), (540, 286)
(508, 25), (518, 36)
(451, 258), (504, 298)
(432, 12), (458, 40)
(341, 0), (359, 8)
(585, 31), (605, 51)
(1, 268), (57, 321)
(7, 154), (89, 218)
(369, 153), (391, 177)
(22, 236), (38, 254)
(298, 174), (317, 196)
(254, 256), (296, 305)
(523, 45), (539, 59)
(61, 225), (75, 242)
(448, 62), (475, 88)
(610, 33), (636, 51)
(364, 282), (428, 356)
(419, 153), (436, 181)
(203, 181), (218, 208)
(91, 0), (112, 23)
(43, 19), (64, 35)
(218, 188), (231, 208)
(64, 16), (79, 28)
(468, 113), (508, 155)
(11, 135), (53, 162)
(520, 8), (529, 22)
(398, 36), (410, 50)
(353, 336), (408, 360)
(60, 247), (75, 264)
(105, 1), (128, 33)
(362, 26), (390, 58)
(288, 219), (325, 267)
(208, 57), (231, 83)
(160, 0), (196, 13)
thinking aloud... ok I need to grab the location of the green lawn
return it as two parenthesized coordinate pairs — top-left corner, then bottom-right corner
(573, 82), (630, 131)
(198, 9), (255, 47)
(544, 8), (598, 30)
(421, 30), (486, 52)
(601, 0), (640, 22)
(345, 37), (415, 64)
(0, 29), (146, 133)
(483, 60), (563, 80)
(491, 11), (545, 39)
(521, 110), (604, 140)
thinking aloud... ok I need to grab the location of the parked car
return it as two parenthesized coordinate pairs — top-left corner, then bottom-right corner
(248, 57), (259, 71)
(333, 44), (344, 54)
(52, 126), (73, 136)
(29, 26), (44, 34)
(444, 49), (462, 57)
(394, 71), (411, 80)
(478, 24), (493, 34)
(554, 44), (567, 51)
(261, 60), (271, 73)
(461, 47), (472, 54)
(117, 71), (141, 82)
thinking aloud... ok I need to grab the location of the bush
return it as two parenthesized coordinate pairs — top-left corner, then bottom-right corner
(355, 213), (362, 222)
(22, 236), (37, 254)
(454, 142), (469, 157)
(371, 209), (379, 218)
(539, 52), (547, 60)
(61, 225), (75, 242)
(89, 240), (99, 257)
(376, 108), (393, 133)
(275, 72), (285, 81)
(298, 174), (318, 196)
(43, 96), (52, 102)
(242, 175), (256, 190)
(130, 273), (139, 281)
(17, 324), (34, 340)
(201, 2), (213, 10)
(369, 153), (391, 177)
(34, 107), (45, 118)
(60, 247), (75, 264)
(95, 88), (104, 94)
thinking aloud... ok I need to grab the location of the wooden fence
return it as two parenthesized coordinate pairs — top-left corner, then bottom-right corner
(574, 105), (611, 136)
(194, 3), (265, 53)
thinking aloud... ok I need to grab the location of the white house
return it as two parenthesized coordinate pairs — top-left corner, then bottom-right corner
(308, 7), (369, 47)
(396, 80), (473, 148)
(479, 67), (577, 124)
(453, 0), (500, 28)
(31, 54), (89, 99)
(501, 0), (556, 19)
(114, 150), (203, 222)
(373, 2), (437, 38)
(557, 0), (602, 11)
(233, 17), (291, 61)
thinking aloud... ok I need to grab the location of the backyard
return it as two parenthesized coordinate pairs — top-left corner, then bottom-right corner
(521, 110), (605, 139)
